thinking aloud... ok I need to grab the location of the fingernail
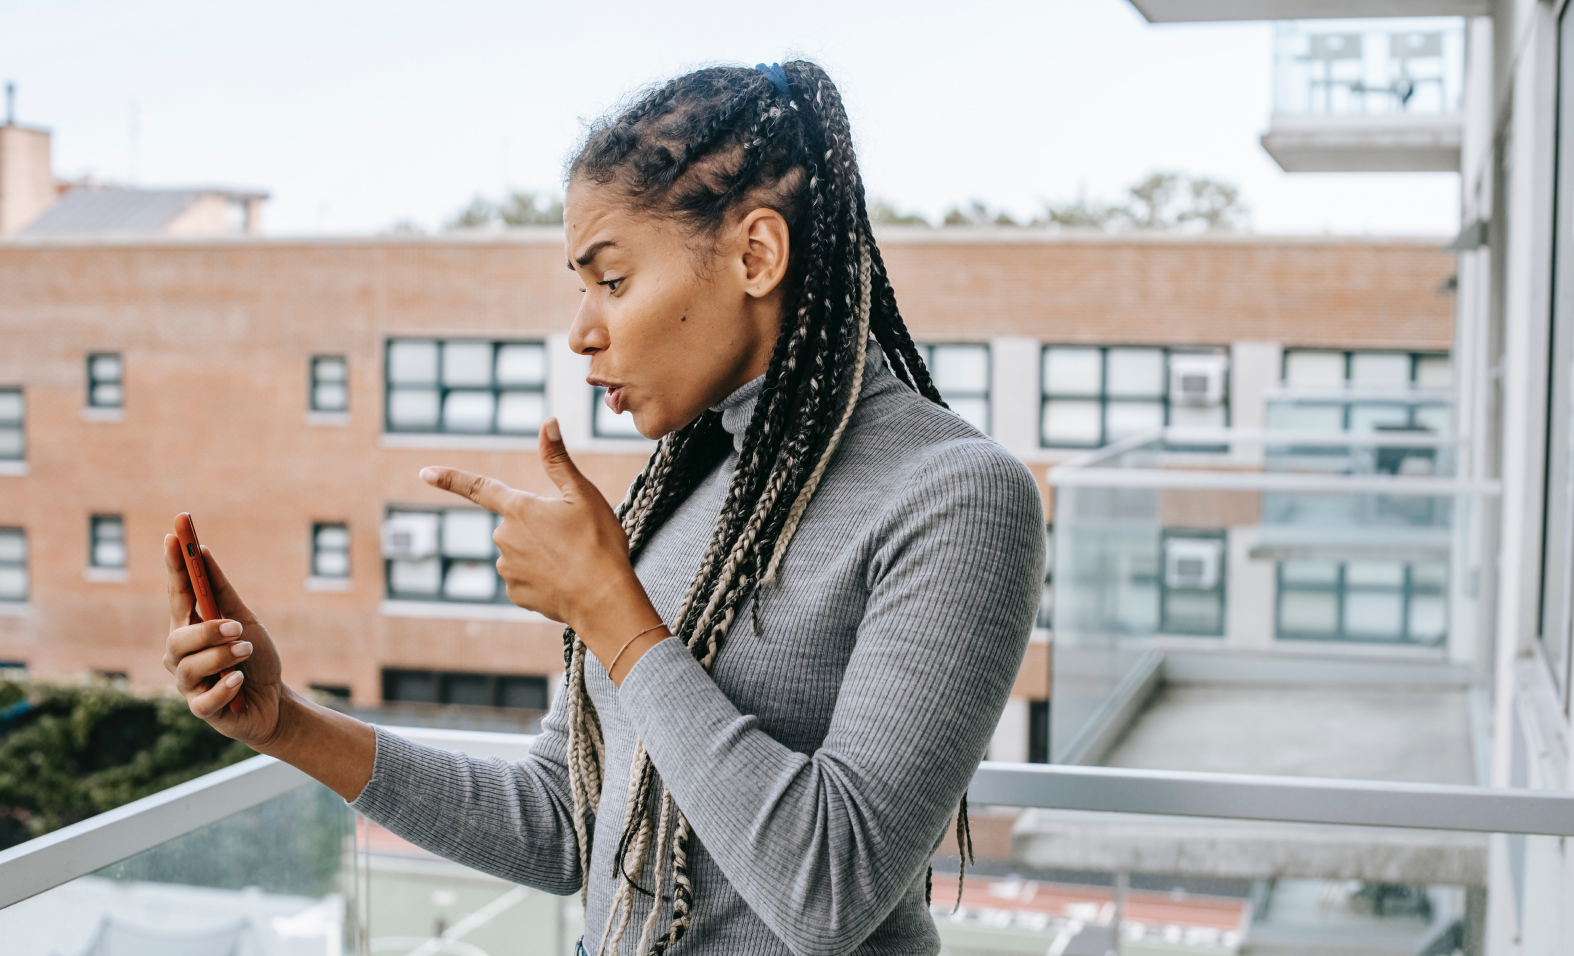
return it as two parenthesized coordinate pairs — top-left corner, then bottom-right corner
(225, 671), (243, 687)
(219, 620), (243, 637)
(233, 642), (253, 658)
(545, 418), (561, 442)
(420, 466), (440, 483)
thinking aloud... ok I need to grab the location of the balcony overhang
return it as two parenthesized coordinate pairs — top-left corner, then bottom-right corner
(1261, 113), (1462, 172)
(1128, 0), (1490, 22)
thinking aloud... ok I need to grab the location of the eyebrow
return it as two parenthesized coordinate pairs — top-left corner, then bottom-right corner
(568, 240), (616, 270)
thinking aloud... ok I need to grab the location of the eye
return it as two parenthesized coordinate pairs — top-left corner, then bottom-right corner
(597, 277), (624, 294)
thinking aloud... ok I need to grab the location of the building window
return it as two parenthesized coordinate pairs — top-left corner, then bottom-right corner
(916, 343), (991, 433)
(384, 339), (547, 435)
(0, 529), (26, 602)
(382, 507), (505, 603)
(592, 387), (645, 438)
(1028, 700), (1049, 764)
(382, 669), (549, 710)
(311, 356), (349, 412)
(0, 389), (21, 461)
(1160, 529), (1226, 636)
(90, 515), (126, 569)
(1275, 349), (1451, 432)
(224, 197), (251, 235)
(1037, 524), (1054, 629)
(1276, 560), (1446, 645)
(312, 523), (350, 578)
(1040, 346), (1229, 448)
(87, 353), (123, 409)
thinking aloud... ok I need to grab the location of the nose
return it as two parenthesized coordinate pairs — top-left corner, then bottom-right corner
(568, 298), (609, 356)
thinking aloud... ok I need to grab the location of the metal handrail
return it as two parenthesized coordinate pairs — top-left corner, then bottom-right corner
(2, 727), (1572, 911)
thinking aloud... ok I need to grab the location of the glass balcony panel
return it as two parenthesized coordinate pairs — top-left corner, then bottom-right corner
(1410, 594), (1448, 641)
(1415, 404), (1452, 434)
(1349, 402), (1411, 431)
(1106, 348), (1166, 398)
(0, 783), (353, 956)
(388, 340), (438, 386)
(1043, 400), (1103, 446)
(1273, 19), (1464, 118)
(1266, 402), (1345, 431)
(441, 342), (493, 387)
(1044, 347), (1104, 396)
(1281, 560), (1339, 584)
(1346, 561), (1404, 586)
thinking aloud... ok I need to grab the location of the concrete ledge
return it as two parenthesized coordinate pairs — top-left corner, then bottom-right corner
(1014, 808), (1486, 885)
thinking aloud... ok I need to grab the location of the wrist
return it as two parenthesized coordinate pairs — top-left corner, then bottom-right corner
(572, 566), (663, 652)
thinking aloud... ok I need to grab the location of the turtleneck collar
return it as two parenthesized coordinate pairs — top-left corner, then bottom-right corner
(713, 341), (893, 452)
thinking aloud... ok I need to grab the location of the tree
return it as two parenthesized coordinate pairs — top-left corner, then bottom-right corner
(941, 200), (1019, 228)
(1038, 172), (1249, 233)
(0, 679), (253, 849)
(867, 198), (932, 227)
(446, 190), (565, 230)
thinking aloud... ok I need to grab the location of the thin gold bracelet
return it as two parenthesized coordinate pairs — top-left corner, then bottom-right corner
(608, 623), (668, 678)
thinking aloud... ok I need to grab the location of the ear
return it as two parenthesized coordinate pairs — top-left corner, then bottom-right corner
(737, 208), (790, 299)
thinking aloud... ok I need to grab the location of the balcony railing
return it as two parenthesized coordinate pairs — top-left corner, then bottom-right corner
(1048, 428), (1496, 768)
(0, 726), (1569, 955)
(1272, 19), (1464, 119)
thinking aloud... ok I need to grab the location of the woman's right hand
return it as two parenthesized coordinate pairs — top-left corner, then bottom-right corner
(162, 534), (286, 748)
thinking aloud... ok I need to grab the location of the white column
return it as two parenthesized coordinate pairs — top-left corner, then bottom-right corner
(991, 336), (1040, 457)
(1225, 526), (1276, 650)
(1229, 340), (1281, 468)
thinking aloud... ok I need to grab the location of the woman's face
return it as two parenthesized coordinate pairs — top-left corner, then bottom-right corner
(564, 179), (789, 439)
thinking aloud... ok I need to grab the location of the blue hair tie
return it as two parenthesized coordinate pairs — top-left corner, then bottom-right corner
(755, 62), (791, 97)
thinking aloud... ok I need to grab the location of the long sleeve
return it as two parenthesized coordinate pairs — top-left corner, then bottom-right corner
(349, 683), (583, 895)
(617, 440), (1044, 956)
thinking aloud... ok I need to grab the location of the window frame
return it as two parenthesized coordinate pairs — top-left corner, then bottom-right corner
(1039, 344), (1231, 450)
(915, 342), (992, 434)
(384, 505), (508, 605)
(311, 522), (351, 580)
(383, 338), (548, 436)
(0, 528), (26, 603)
(89, 514), (126, 570)
(0, 387), (22, 462)
(310, 355), (349, 413)
(1159, 528), (1228, 637)
(1275, 560), (1446, 645)
(380, 668), (549, 710)
(591, 385), (645, 439)
(1278, 348), (1452, 432)
(86, 353), (124, 409)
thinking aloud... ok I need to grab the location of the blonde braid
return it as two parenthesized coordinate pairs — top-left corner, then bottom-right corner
(636, 790), (675, 954)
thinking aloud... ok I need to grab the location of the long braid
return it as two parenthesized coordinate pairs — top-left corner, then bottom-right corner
(564, 61), (967, 953)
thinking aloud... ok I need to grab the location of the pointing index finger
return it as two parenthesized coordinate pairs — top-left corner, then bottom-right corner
(420, 466), (519, 514)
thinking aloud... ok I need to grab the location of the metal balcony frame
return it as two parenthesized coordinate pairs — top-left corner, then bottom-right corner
(2, 725), (1571, 912)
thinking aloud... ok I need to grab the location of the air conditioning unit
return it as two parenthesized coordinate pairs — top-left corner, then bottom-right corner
(381, 512), (439, 560)
(1164, 537), (1223, 591)
(1169, 353), (1229, 407)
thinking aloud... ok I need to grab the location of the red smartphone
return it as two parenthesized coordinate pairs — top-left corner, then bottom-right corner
(174, 513), (246, 714)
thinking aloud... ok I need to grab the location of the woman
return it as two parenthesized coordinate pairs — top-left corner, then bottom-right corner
(163, 61), (1043, 955)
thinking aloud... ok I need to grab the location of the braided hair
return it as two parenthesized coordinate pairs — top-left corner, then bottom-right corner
(564, 61), (971, 953)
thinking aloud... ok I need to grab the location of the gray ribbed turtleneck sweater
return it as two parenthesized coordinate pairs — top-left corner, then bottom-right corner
(352, 344), (1045, 955)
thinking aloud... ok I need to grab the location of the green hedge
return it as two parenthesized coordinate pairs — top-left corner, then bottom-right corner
(0, 680), (254, 849)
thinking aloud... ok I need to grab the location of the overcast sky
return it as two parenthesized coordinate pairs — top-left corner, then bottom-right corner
(2, 0), (1461, 236)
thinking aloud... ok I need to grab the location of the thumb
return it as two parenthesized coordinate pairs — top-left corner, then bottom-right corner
(538, 418), (591, 498)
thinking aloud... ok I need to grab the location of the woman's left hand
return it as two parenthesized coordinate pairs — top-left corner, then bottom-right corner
(420, 418), (663, 649)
